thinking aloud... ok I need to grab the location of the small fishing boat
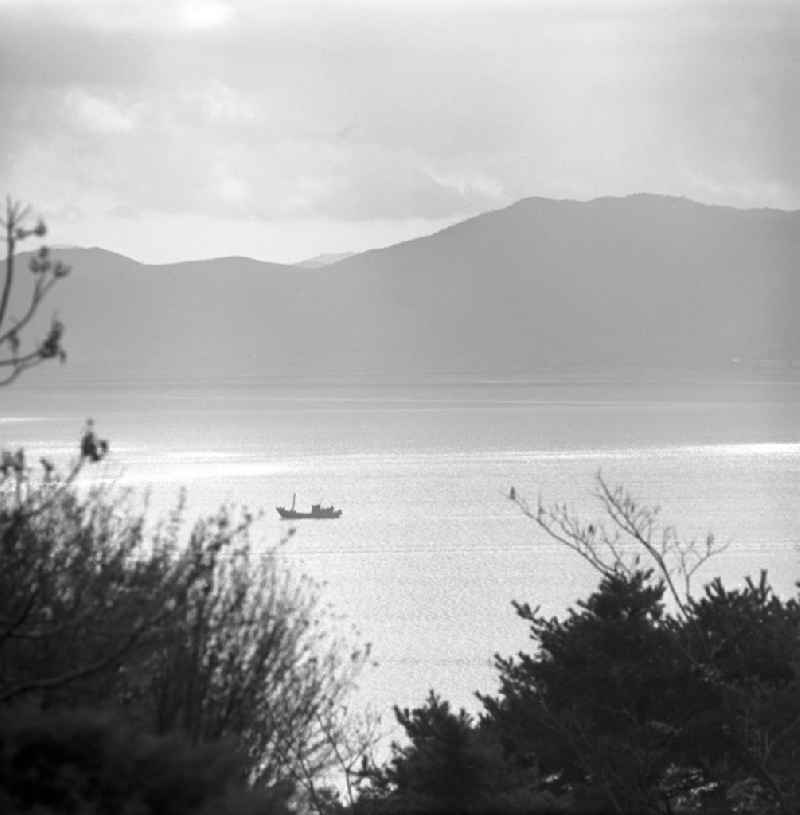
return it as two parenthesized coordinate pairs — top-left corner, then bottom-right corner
(276, 494), (342, 520)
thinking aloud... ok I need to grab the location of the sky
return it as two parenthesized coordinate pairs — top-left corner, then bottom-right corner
(1, 0), (798, 263)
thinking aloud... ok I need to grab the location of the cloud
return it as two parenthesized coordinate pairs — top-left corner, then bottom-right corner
(107, 204), (141, 220)
(2, 0), (237, 33)
(177, 1), (235, 30)
(63, 88), (136, 134)
(212, 165), (250, 207)
(0, 0), (798, 262)
(182, 81), (262, 126)
(288, 147), (506, 221)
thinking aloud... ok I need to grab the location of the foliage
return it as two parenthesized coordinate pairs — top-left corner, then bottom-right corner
(0, 705), (291, 814)
(483, 571), (697, 813)
(352, 478), (800, 815)
(356, 570), (800, 814)
(0, 476), (378, 807)
(0, 485), (223, 706)
(681, 574), (800, 813)
(481, 567), (800, 814)
(512, 476), (800, 813)
(0, 480), (374, 801)
(131, 510), (372, 792)
(0, 197), (69, 387)
(354, 692), (565, 815)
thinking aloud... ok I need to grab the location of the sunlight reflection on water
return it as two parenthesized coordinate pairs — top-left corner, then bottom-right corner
(2, 381), (799, 717)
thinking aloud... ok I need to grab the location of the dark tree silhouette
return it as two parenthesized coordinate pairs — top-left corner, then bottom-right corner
(351, 481), (800, 815)
(134, 510), (373, 793)
(0, 705), (292, 814)
(354, 692), (563, 815)
(501, 477), (800, 814)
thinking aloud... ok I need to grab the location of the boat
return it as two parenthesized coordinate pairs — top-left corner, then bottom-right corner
(276, 494), (342, 520)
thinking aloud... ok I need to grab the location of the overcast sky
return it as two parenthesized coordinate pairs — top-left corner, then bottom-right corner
(1, 0), (797, 263)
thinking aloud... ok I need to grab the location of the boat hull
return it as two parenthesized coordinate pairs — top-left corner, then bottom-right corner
(276, 507), (342, 520)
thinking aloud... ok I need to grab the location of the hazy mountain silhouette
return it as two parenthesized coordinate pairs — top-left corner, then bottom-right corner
(15, 195), (800, 384)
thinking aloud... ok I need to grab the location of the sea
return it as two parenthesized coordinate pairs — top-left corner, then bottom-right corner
(2, 377), (799, 725)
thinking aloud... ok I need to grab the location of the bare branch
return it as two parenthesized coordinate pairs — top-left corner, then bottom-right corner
(0, 272), (59, 349)
(0, 197), (65, 387)
(516, 472), (733, 617)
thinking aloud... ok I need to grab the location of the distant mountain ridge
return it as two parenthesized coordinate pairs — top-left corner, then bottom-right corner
(12, 194), (800, 384)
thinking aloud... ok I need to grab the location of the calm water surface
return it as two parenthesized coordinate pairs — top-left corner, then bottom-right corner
(3, 379), (799, 717)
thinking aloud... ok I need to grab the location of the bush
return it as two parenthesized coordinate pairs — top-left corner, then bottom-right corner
(0, 484), (223, 708)
(0, 705), (291, 814)
(354, 478), (800, 815)
(0, 478), (371, 800)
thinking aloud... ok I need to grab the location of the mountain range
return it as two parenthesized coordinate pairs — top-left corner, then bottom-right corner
(12, 194), (800, 384)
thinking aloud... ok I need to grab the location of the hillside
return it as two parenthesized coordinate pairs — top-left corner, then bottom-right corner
(12, 195), (800, 384)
